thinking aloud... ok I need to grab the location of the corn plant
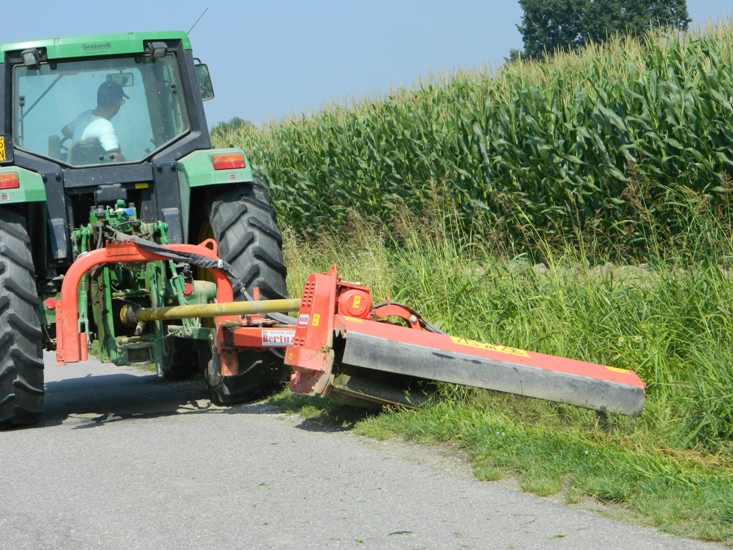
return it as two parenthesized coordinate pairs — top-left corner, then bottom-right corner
(214, 21), (733, 260)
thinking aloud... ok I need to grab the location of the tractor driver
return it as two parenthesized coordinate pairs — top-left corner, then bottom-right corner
(62, 81), (128, 162)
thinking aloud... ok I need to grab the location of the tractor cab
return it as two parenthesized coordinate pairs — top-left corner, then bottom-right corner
(1, 33), (220, 270)
(13, 47), (212, 167)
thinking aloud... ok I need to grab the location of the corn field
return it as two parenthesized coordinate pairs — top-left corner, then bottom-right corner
(213, 20), (733, 258)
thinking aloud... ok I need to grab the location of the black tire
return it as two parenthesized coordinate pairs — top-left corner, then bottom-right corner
(159, 337), (200, 381)
(0, 209), (44, 427)
(205, 348), (285, 406)
(201, 179), (288, 404)
(206, 178), (287, 301)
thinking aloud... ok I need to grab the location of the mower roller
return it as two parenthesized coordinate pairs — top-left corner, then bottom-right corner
(54, 238), (646, 416)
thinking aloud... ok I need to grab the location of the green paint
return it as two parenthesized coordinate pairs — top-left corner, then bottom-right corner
(177, 148), (254, 241)
(0, 168), (45, 204)
(0, 31), (191, 62)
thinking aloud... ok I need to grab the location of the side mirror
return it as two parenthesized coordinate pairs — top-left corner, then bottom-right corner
(194, 63), (214, 101)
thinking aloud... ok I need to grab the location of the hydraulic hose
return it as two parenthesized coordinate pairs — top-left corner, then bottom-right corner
(111, 230), (297, 325)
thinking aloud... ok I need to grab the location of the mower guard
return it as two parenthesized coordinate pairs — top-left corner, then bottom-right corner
(337, 321), (645, 415)
(283, 266), (645, 416)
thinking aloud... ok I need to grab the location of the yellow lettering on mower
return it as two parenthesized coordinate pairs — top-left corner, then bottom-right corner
(449, 336), (530, 358)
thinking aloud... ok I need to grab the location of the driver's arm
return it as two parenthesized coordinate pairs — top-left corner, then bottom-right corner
(97, 123), (124, 161)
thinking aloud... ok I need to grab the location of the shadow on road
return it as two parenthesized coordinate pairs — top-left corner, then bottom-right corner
(40, 371), (217, 428)
(35, 352), (363, 433)
(38, 367), (304, 431)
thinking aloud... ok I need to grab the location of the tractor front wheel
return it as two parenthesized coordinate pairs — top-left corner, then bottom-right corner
(159, 337), (200, 381)
(205, 348), (285, 405)
(0, 209), (44, 427)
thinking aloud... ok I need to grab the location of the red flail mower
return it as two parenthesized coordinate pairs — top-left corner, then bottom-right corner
(55, 238), (645, 416)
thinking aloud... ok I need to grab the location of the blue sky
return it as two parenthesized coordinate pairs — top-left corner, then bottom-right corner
(3, 1), (732, 128)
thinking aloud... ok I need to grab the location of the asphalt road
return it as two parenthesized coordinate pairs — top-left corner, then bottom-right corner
(0, 352), (723, 550)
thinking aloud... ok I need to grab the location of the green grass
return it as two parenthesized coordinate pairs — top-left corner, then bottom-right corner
(354, 395), (733, 541)
(272, 192), (733, 542)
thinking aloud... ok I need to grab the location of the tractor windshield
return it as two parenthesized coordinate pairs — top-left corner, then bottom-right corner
(12, 54), (190, 166)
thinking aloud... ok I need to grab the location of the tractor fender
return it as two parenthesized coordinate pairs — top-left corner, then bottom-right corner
(176, 148), (254, 188)
(176, 148), (255, 242)
(0, 167), (46, 204)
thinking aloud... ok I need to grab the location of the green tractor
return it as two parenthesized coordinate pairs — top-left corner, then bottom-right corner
(0, 31), (288, 426)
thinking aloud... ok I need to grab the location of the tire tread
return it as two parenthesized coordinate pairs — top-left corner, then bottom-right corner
(0, 208), (43, 428)
(201, 182), (288, 404)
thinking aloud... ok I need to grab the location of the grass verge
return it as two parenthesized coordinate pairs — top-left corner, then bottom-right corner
(275, 195), (733, 543)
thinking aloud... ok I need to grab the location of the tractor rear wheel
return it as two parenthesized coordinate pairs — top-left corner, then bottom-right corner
(205, 178), (287, 300)
(0, 209), (44, 427)
(200, 179), (288, 404)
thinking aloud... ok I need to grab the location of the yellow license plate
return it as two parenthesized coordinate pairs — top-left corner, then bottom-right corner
(0, 136), (5, 163)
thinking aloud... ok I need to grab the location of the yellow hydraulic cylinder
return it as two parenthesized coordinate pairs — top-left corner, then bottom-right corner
(128, 298), (302, 322)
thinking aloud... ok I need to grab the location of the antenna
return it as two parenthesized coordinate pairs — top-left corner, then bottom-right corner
(188, 7), (209, 35)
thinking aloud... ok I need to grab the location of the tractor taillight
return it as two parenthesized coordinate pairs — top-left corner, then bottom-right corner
(0, 173), (19, 189)
(212, 153), (245, 170)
